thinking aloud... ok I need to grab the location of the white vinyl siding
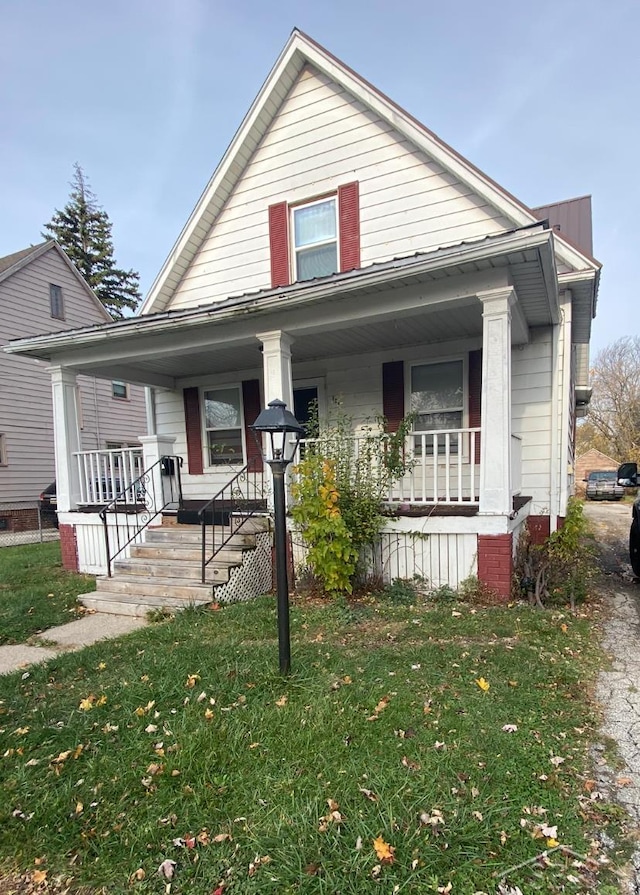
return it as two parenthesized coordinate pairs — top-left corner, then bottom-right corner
(0, 246), (147, 505)
(168, 66), (512, 310)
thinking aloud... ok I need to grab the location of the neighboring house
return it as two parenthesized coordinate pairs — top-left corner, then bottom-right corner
(0, 240), (147, 531)
(575, 449), (620, 496)
(6, 31), (600, 598)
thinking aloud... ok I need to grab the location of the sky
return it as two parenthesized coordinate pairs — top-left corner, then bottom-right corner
(1, 0), (638, 357)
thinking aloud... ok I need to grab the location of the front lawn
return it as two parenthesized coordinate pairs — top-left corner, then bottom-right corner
(0, 594), (626, 893)
(0, 542), (95, 644)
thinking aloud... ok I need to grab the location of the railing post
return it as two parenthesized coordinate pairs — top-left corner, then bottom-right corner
(139, 436), (177, 520)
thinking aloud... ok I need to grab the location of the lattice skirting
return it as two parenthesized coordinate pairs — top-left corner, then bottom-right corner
(213, 531), (274, 603)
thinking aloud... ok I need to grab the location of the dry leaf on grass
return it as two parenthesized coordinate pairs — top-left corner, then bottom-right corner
(372, 835), (395, 864)
(157, 859), (176, 880)
(367, 695), (390, 721)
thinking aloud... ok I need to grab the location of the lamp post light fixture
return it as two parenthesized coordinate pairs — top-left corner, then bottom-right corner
(250, 399), (305, 675)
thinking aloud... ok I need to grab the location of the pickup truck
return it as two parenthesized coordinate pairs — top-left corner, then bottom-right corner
(617, 462), (640, 576)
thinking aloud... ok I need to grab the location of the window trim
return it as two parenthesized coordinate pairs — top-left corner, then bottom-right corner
(0, 433), (7, 467)
(290, 194), (339, 282)
(407, 356), (468, 458)
(49, 283), (64, 320)
(202, 384), (246, 469)
(112, 381), (129, 400)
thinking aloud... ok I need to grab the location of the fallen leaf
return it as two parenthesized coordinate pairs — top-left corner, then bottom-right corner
(549, 755), (565, 767)
(32, 869), (48, 885)
(275, 695), (288, 707)
(475, 677), (490, 692)
(204, 708), (214, 721)
(304, 862), (320, 876)
(158, 859), (176, 880)
(616, 776), (633, 787)
(355, 836), (363, 850)
(367, 695), (390, 721)
(401, 755), (421, 771)
(185, 674), (200, 688)
(437, 884), (452, 894)
(373, 835), (395, 864)
(130, 868), (146, 882)
(501, 724), (518, 733)
(359, 787), (379, 802)
(213, 832), (232, 843)
(472, 810), (483, 821)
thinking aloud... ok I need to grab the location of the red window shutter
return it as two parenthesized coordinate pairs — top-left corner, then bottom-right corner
(468, 350), (482, 464)
(183, 387), (204, 475)
(242, 379), (263, 471)
(269, 202), (290, 288)
(338, 181), (360, 272)
(382, 361), (404, 432)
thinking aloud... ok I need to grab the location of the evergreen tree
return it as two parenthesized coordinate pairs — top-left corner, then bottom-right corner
(42, 164), (140, 319)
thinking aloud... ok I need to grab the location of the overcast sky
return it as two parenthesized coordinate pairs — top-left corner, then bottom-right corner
(1, 0), (637, 356)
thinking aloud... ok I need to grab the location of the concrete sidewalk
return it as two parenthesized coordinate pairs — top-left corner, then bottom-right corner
(0, 613), (147, 675)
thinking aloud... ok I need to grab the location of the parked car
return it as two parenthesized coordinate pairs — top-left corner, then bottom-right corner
(616, 463), (640, 577)
(584, 470), (625, 501)
(38, 481), (58, 527)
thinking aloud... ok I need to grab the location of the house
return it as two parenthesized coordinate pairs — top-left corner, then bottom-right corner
(575, 449), (620, 496)
(5, 31), (600, 604)
(0, 240), (147, 532)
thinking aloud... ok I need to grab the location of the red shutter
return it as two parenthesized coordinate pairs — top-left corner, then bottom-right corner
(183, 387), (204, 475)
(338, 181), (360, 272)
(269, 201), (290, 288)
(242, 379), (263, 471)
(468, 350), (482, 464)
(382, 361), (404, 433)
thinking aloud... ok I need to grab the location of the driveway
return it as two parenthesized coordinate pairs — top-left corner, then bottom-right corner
(584, 500), (640, 892)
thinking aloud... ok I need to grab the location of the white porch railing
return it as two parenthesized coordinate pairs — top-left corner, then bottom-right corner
(298, 428), (482, 505)
(74, 448), (144, 505)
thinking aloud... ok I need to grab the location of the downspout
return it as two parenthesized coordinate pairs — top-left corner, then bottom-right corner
(549, 319), (561, 532)
(558, 292), (573, 519)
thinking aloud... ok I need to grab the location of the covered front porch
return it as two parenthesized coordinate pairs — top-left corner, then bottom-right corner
(6, 227), (564, 594)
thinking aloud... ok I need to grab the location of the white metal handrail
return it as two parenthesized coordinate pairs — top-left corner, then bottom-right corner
(74, 448), (144, 505)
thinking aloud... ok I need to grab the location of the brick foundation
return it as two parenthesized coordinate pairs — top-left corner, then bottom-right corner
(527, 515), (550, 546)
(477, 533), (513, 600)
(59, 524), (79, 571)
(0, 507), (51, 532)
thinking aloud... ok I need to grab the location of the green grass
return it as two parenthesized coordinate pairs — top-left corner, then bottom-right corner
(0, 542), (95, 644)
(0, 595), (627, 893)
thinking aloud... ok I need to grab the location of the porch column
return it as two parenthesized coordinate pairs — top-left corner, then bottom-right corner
(139, 435), (177, 521)
(49, 365), (82, 513)
(257, 330), (294, 412)
(477, 287), (515, 516)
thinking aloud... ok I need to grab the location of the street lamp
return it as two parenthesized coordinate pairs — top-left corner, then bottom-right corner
(251, 399), (305, 675)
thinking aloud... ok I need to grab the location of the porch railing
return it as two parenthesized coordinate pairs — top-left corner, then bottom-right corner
(75, 448), (144, 505)
(199, 457), (266, 584)
(299, 428), (483, 505)
(100, 455), (183, 575)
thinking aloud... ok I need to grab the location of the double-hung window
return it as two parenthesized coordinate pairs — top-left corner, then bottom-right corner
(292, 197), (338, 281)
(112, 381), (129, 399)
(49, 283), (64, 320)
(411, 360), (464, 455)
(204, 387), (243, 465)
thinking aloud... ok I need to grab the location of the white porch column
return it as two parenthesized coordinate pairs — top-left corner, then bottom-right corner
(139, 434), (177, 520)
(257, 330), (294, 412)
(477, 288), (515, 516)
(49, 365), (82, 512)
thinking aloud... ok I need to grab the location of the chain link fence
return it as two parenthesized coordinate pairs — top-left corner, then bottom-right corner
(0, 502), (59, 548)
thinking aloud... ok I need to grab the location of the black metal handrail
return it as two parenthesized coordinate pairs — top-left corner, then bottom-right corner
(100, 455), (183, 576)
(199, 457), (265, 583)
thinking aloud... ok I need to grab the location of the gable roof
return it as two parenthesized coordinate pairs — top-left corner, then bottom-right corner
(140, 29), (601, 316)
(0, 240), (112, 322)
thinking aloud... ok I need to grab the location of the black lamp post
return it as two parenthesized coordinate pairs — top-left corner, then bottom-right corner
(250, 399), (305, 675)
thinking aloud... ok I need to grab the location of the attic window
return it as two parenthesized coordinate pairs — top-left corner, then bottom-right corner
(292, 197), (338, 281)
(49, 284), (64, 320)
(112, 381), (129, 400)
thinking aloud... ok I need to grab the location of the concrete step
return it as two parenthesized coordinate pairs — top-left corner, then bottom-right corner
(79, 591), (212, 618)
(129, 544), (244, 563)
(96, 575), (213, 600)
(112, 559), (231, 584)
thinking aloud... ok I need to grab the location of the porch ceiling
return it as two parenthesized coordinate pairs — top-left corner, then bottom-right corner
(5, 228), (558, 388)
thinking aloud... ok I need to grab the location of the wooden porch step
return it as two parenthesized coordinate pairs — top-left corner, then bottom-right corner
(112, 558), (232, 583)
(96, 575), (214, 600)
(145, 527), (258, 547)
(129, 544), (245, 563)
(79, 590), (211, 618)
